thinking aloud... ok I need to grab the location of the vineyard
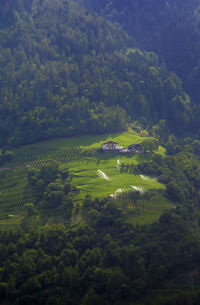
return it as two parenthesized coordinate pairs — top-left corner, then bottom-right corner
(0, 168), (32, 224)
(5, 147), (90, 167)
(0, 147), (99, 227)
(0, 131), (172, 228)
(117, 192), (174, 225)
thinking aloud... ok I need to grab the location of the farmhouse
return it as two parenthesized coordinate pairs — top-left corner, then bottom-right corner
(128, 144), (143, 153)
(102, 141), (118, 150)
(102, 141), (143, 153)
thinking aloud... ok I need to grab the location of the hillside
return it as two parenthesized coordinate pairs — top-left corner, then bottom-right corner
(1, 1), (200, 305)
(0, 134), (200, 305)
(0, 0), (194, 147)
(0, 131), (168, 228)
(84, 0), (200, 109)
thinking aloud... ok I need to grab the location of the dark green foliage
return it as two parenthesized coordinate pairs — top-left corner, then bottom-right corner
(0, 154), (200, 304)
(27, 163), (75, 211)
(140, 137), (159, 153)
(0, 0), (193, 147)
(84, 0), (200, 105)
(3, 150), (13, 161)
(1, 1), (200, 304)
(0, 150), (13, 164)
(0, 201), (199, 305)
(124, 152), (200, 204)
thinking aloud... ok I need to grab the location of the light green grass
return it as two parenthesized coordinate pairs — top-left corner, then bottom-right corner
(68, 155), (165, 199)
(3, 130), (160, 167)
(0, 130), (168, 227)
(18, 129), (144, 150)
(156, 145), (166, 156)
(87, 130), (148, 149)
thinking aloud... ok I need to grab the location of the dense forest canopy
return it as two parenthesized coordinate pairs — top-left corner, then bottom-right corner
(84, 0), (200, 105)
(0, 0), (195, 147)
(0, 203), (200, 305)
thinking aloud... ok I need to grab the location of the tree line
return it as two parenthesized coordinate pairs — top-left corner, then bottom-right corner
(0, 0), (194, 149)
(0, 193), (200, 305)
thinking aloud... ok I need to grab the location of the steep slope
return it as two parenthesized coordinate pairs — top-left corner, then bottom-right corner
(0, 0), (193, 146)
(84, 0), (200, 104)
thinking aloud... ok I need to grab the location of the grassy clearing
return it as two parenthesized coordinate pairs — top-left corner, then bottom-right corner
(0, 130), (171, 227)
(87, 130), (148, 149)
(2, 130), (152, 167)
(69, 156), (165, 199)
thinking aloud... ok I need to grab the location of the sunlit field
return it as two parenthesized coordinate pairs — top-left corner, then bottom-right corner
(0, 130), (171, 227)
(69, 157), (165, 199)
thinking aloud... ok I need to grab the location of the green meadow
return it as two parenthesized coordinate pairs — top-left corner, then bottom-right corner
(3, 129), (165, 167)
(69, 157), (165, 199)
(0, 130), (172, 227)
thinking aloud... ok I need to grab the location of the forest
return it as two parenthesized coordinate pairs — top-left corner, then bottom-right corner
(0, 0), (195, 147)
(0, 0), (200, 304)
(84, 0), (200, 103)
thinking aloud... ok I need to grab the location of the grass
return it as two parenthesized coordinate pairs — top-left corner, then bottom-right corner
(0, 130), (172, 227)
(2, 130), (152, 167)
(68, 155), (165, 199)
(0, 168), (33, 228)
(125, 195), (175, 226)
(87, 130), (148, 149)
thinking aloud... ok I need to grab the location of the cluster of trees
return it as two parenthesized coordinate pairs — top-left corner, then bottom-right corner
(140, 137), (159, 152)
(0, 149), (13, 164)
(27, 163), (76, 216)
(122, 151), (200, 205)
(84, 0), (200, 106)
(0, 159), (197, 304)
(0, 196), (200, 305)
(0, 0), (194, 147)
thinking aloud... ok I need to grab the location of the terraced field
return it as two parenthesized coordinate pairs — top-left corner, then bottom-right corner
(69, 157), (165, 199)
(0, 130), (173, 227)
(0, 168), (33, 226)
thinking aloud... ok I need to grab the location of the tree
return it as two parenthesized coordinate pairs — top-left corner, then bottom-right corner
(140, 138), (159, 153)
(44, 190), (65, 208)
(3, 150), (13, 161)
(81, 287), (101, 305)
(61, 194), (74, 217)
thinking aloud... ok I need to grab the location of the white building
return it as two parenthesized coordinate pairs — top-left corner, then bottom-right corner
(102, 141), (118, 150)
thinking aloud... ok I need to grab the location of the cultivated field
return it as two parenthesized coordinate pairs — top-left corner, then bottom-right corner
(69, 157), (165, 199)
(2, 130), (165, 167)
(0, 130), (172, 227)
